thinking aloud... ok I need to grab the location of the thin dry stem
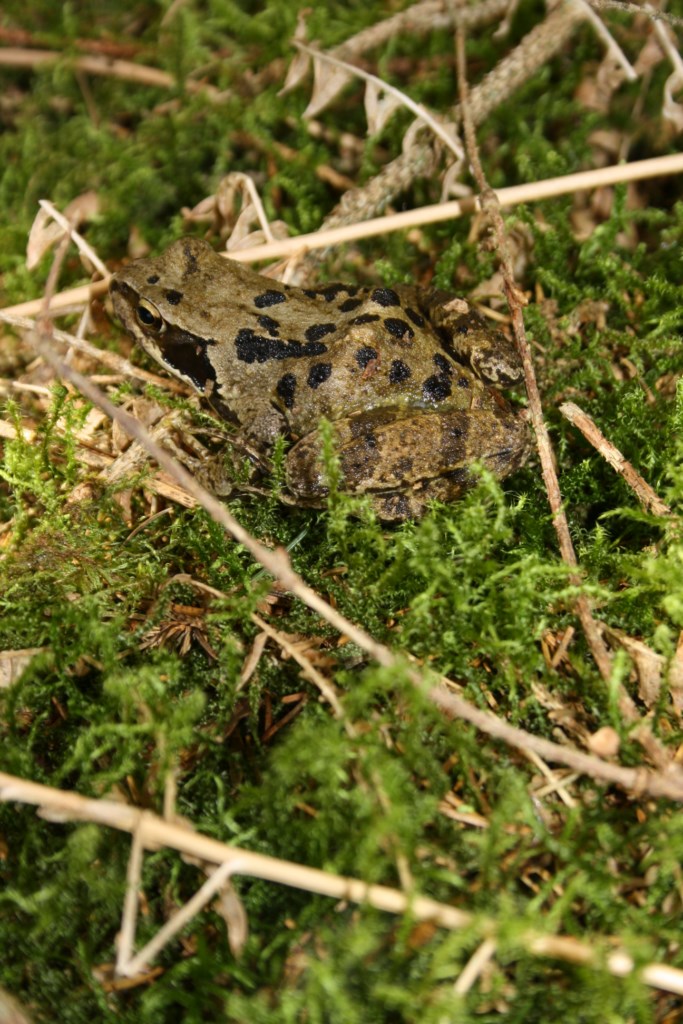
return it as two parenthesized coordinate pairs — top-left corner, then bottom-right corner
(38, 199), (109, 279)
(453, 937), (498, 995)
(3, 155), (682, 319)
(250, 612), (350, 727)
(454, 19), (614, 682)
(523, 749), (577, 809)
(116, 822), (144, 975)
(0, 312), (189, 392)
(295, 41), (463, 160)
(331, 0), (510, 60)
(560, 401), (671, 517)
(427, 684), (683, 800)
(120, 858), (236, 978)
(305, 0), (586, 257)
(586, 0), (683, 28)
(0, 47), (175, 87)
(0, 47), (220, 96)
(574, 0), (638, 79)
(454, 14), (682, 772)
(2, 771), (683, 995)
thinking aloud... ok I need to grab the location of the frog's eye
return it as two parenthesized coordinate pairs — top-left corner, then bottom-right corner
(136, 299), (165, 333)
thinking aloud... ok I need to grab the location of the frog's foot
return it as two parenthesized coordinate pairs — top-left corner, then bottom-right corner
(285, 405), (530, 521)
(425, 291), (523, 387)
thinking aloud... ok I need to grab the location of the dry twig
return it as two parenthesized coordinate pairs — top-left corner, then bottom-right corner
(303, 0), (586, 259)
(2, 771), (683, 994)
(455, 14), (613, 680)
(452, 8), (683, 776)
(560, 401), (671, 517)
(0, 46), (220, 95)
(4, 154), (682, 320)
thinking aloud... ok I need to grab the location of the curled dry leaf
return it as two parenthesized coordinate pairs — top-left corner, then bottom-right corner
(26, 191), (100, 269)
(286, 40), (463, 163)
(213, 878), (249, 958)
(0, 648), (48, 689)
(662, 68), (683, 131)
(280, 43), (312, 94)
(605, 628), (683, 715)
(364, 79), (403, 135)
(654, 19), (683, 131)
(182, 173), (290, 250)
(302, 48), (354, 120)
(239, 630), (268, 689)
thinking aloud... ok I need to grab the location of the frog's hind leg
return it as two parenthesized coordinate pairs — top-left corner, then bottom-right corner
(285, 405), (529, 521)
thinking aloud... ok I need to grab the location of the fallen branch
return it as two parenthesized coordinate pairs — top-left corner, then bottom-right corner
(3, 154), (682, 319)
(560, 401), (671, 517)
(1, 771), (682, 993)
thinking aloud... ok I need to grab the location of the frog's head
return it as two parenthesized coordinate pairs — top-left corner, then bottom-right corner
(110, 238), (214, 345)
(109, 238), (225, 395)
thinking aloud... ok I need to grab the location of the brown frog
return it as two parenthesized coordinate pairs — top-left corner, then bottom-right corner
(110, 237), (529, 520)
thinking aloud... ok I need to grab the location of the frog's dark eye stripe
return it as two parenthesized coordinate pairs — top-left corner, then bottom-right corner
(136, 299), (165, 334)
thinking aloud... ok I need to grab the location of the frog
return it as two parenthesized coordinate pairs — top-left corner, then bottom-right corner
(110, 237), (530, 520)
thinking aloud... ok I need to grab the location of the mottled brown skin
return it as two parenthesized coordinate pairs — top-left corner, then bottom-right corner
(110, 237), (529, 519)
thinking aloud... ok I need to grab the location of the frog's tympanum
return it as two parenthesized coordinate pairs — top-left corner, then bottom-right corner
(110, 238), (529, 520)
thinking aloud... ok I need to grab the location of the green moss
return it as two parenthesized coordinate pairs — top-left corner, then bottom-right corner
(2, 0), (683, 1020)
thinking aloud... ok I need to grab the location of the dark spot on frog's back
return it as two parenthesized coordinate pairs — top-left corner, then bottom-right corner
(440, 415), (468, 465)
(422, 374), (452, 403)
(391, 455), (414, 478)
(147, 274), (160, 284)
(276, 372), (297, 410)
(355, 346), (378, 369)
(406, 308), (425, 328)
(307, 363), (333, 389)
(380, 493), (411, 520)
(371, 287), (401, 308)
(433, 353), (453, 375)
(388, 359), (411, 384)
(384, 318), (414, 341)
(257, 315), (280, 336)
(165, 289), (183, 305)
(305, 323), (337, 343)
(349, 314), (380, 326)
(235, 328), (327, 364)
(303, 284), (350, 302)
(339, 298), (363, 313)
(254, 290), (287, 309)
(340, 435), (381, 481)
(182, 242), (200, 274)
(320, 284), (350, 302)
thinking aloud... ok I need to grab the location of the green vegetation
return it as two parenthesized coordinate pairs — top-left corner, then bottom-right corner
(1, 1), (683, 1021)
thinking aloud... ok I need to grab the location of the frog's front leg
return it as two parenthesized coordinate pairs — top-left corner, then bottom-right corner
(285, 405), (530, 521)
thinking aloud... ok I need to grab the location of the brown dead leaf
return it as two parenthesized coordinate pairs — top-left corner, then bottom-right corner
(303, 50), (354, 119)
(26, 191), (99, 269)
(213, 878), (249, 958)
(364, 79), (403, 135)
(0, 648), (47, 689)
(238, 630), (268, 689)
